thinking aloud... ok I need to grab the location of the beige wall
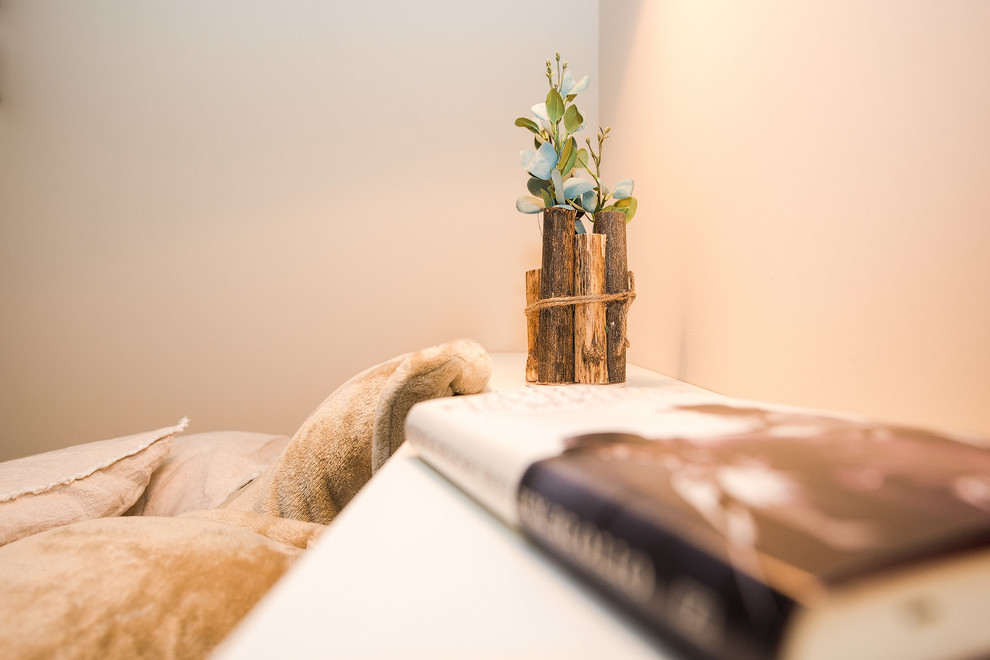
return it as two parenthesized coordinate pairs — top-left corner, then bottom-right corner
(0, 1), (599, 459)
(5, 1), (988, 461)
(603, 1), (990, 435)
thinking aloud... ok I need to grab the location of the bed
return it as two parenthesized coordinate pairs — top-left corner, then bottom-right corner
(0, 340), (491, 659)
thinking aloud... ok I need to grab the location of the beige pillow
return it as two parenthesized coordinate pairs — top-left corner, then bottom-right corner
(127, 431), (290, 517)
(0, 512), (322, 660)
(0, 419), (187, 546)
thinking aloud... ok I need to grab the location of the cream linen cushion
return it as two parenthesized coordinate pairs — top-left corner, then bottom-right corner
(0, 419), (187, 546)
(127, 431), (290, 517)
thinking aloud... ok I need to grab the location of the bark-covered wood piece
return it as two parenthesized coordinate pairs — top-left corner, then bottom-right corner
(593, 211), (629, 383)
(525, 268), (541, 383)
(573, 234), (608, 384)
(538, 207), (575, 384)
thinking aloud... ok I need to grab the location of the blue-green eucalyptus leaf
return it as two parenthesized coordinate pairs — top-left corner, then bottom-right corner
(546, 89), (565, 123)
(527, 141), (558, 180)
(531, 103), (549, 122)
(559, 137), (578, 176)
(551, 168), (564, 204)
(540, 189), (555, 209)
(563, 104), (584, 135)
(560, 71), (577, 97)
(527, 176), (551, 197)
(561, 150), (578, 176)
(613, 178), (634, 199)
(614, 196), (638, 222)
(563, 177), (595, 200)
(515, 117), (541, 135)
(559, 137), (573, 163)
(575, 217), (587, 234)
(516, 195), (545, 214)
(580, 189), (597, 212)
(576, 148), (589, 169)
(570, 75), (590, 96)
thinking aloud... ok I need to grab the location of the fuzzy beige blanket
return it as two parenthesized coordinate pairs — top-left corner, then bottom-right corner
(223, 338), (492, 523)
(0, 340), (492, 659)
(0, 511), (323, 659)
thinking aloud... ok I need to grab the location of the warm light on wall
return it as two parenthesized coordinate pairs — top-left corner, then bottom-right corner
(601, 0), (990, 435)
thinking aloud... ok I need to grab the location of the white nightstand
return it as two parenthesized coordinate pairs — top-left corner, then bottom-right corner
(215, 354), (698, 659)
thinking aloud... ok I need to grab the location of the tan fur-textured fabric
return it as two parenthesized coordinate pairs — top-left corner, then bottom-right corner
(0, 341), (491, 659)
(0, 513), (324, 660)
(223, 339), (491, 523)
(180, 508), (323, 549)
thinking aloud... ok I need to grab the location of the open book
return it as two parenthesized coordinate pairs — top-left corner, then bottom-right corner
(406, 385), (990, 660)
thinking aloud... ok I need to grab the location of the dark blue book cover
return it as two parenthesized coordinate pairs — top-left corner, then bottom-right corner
(518, 403), (990, 659)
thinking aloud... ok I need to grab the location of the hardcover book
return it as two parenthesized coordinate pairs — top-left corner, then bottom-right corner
(406, 385), (990, 660)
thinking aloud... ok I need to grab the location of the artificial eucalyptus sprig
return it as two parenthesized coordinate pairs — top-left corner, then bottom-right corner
(514, 52), (637, 231)
(582, 126), (638, 223)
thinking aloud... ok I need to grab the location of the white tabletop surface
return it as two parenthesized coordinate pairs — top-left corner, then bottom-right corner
(214, 354), (699, 659)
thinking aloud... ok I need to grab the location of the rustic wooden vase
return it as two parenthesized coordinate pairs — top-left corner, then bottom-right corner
(525, 208), (632, 385)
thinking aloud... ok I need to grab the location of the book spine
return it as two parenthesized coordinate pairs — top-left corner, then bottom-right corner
(404, 405), (522, 526)
(518, 458), (796, 660)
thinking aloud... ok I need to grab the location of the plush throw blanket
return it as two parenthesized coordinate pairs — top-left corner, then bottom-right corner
(0, 512), (323, 659)
(0, 340), (492, 660)
(223, 338), (492, 523)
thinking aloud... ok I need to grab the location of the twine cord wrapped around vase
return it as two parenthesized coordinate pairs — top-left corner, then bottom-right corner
(523, 274), (636, 351)
(524, 272), (636, 385)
